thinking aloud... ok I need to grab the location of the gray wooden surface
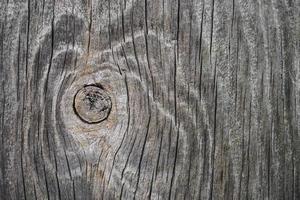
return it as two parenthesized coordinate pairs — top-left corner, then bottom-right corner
(0, 0), (299, 199)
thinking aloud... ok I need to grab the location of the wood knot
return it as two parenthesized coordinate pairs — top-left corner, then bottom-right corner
(73, 85), (112, 124)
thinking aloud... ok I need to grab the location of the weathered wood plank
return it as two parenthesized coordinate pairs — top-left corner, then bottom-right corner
(0, 0), (299, 199)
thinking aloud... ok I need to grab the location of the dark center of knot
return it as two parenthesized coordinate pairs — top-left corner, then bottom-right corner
(73, 85), (112, 124)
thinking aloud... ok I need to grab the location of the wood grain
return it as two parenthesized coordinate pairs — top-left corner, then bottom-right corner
(0, 0), (299, 199)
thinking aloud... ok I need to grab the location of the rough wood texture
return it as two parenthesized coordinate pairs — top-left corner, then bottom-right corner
(0, 0), (299, 199)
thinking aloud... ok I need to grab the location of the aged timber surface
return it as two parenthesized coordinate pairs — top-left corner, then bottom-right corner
(0, 0), (299, 199)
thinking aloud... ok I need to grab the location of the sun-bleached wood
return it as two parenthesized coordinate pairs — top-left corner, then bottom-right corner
(0, 0), (299, 199)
